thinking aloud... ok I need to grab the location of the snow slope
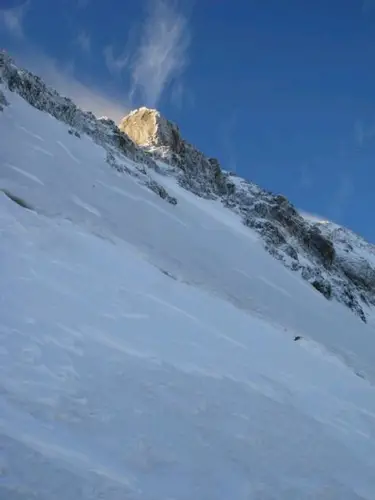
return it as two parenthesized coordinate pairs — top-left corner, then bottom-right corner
(1, 83), (375, 499)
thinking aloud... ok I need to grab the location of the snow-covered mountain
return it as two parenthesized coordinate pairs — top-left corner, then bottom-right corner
(2, 51), (375, 322)
(1, 52), (375, 499)
(120, 106), (375, 323)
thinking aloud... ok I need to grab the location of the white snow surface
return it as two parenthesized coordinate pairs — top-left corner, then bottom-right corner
(1, 85), (375, 499)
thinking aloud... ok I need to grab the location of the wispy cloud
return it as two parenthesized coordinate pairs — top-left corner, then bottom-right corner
(130, 0), (190, 108)
(75, 31), (91, 54)
(103, 0), (191, 109)
(299, 210), (330, 223)
(103, 45), (129, 75)
(11, 49), (129, 122)
(0, 0), (29, 39)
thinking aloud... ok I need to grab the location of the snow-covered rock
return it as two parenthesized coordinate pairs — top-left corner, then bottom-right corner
(0, 88), (8, 110)
(1, 50), (375, 321)
(0, 51), (177, 206)
(119, 107), (375, 323)
(120, 107), (232, 198)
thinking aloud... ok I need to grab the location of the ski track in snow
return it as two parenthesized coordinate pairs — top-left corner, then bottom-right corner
(16, 124), (44, 141)
(30, 144), (54, 157)
(3, 161), (45, 185)
(71, 195), (101, 217)
(119, 312), (149, 319)
(56, 140), (81, 164)
(257, 275), (293, 298)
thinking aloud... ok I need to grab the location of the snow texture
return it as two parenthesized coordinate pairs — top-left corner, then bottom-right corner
(1, 56), (375, 499)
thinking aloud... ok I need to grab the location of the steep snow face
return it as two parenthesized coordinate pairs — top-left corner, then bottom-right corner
(2, 191), (375, 500)
(2, 58), (375, 499)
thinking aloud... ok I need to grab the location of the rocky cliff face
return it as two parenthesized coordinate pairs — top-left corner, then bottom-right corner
(120, 108), (233, 198)
(119, 106), (375, 322)
(2, 50), (375, 323)
(120, 107), (182, 152)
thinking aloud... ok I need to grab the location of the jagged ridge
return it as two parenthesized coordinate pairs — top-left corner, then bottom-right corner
(120, 107), (375, 322)
(120, 107), (234, 199)
(1, 51), (374, 322)
(0, 52), (177, 206)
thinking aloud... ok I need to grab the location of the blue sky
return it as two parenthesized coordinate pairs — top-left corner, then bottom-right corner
(1, 0), (375, 241)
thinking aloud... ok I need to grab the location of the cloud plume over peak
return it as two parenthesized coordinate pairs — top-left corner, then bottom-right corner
(103, 45), (129, 76)
(130, 0), (190, 108)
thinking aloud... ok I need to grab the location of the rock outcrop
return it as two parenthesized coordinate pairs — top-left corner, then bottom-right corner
(0, 87), (8, 111)
(120, 107), (233, 198)
(120, 107), (183, 152)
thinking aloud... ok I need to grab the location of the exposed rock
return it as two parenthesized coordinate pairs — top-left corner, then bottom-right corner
(311, 279), (332, 299)
(340, 284), (367, 323)
(119, 107), (233, 198)
(337, 254), (375, 291)
(145, 180), (178, 205)
(246, 218), (287, 246)
(0, 88), (8, 110)
(282, 244), (299, 261)
(303, 227), (335, 268)
(120, 107), (183, 153)
(68, 128), (81, 138)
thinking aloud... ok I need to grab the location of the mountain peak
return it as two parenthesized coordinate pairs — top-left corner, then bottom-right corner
(119, 106), (231, 199)
(119, 107), (183, 154)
